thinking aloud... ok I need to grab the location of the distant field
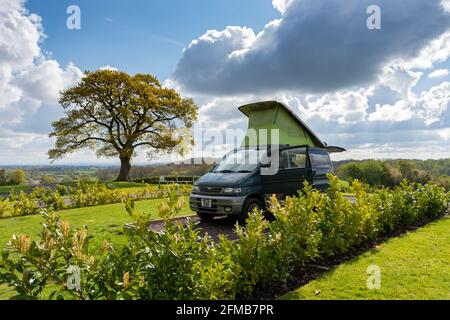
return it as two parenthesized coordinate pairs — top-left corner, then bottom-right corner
(0, 185), (32, 194)
(282, 216), (450, 300)
(103, 181), (149, 189)
(0, 182), (154, 196)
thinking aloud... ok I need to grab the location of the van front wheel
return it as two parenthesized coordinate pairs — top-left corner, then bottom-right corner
(238, 198), (262, 226)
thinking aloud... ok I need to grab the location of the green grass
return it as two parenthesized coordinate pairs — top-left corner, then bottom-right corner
(0, 196), (194, 299)
(61, 181), (151, 189)
(282, 216), (450, 300)
(0, 185), (32, 194)
(0, 196), (193, 252)
(104, 181), (149, 189)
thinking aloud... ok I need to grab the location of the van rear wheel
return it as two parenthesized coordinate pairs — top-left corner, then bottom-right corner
(197, 212), (214, 222)
(238, 198), (262, 226)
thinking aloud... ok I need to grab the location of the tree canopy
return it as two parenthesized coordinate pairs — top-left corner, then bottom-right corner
(49, 70), (198, 181)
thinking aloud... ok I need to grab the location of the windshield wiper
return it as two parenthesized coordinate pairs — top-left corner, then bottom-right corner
(216, 170), (235, 173)
(236, 170), (252, 173)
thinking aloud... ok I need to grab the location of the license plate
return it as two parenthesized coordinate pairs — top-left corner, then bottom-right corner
(201, 198), (212, 208)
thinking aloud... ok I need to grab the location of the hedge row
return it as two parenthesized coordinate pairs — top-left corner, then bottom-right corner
(0, 182), (191, 219)
(0, 176), (448, 299)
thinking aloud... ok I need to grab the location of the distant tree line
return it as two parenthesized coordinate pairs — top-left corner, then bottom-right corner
(335, 159), (450, 190)
(96, 162), (215, 182)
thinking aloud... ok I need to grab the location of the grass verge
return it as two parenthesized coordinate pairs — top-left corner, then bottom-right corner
(282, 215), (450, 300)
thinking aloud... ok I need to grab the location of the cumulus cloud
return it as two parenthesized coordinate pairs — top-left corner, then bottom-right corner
(368, 100), (415, 122)
(428, 68), (449, 79)
(0, 0), (82, 163)
(172, 0), (450, 95)
(418, 81), (450, 125)
(438, 127), (450, 139)
(272, 0), (294, 14)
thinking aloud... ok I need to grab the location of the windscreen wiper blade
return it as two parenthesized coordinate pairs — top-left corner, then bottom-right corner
(216, 170), (235, 173)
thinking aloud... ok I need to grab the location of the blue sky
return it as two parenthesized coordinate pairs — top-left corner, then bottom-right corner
(27, 0), (279, 80)
(1, 0), (450, 165)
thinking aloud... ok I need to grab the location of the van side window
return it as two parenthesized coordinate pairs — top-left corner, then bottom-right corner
(309, 151), (333, 174)
(280, 148), (307, 170)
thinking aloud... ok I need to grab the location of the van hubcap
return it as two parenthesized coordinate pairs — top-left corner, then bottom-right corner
(247, 202), (261, 214)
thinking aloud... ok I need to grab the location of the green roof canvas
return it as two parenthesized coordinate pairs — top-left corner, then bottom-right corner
(238, 101), (326, 148)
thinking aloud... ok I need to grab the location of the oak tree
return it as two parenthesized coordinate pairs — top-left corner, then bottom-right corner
(49, 70), (198, 181)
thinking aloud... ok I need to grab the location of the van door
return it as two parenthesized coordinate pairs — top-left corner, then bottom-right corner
(309, 149), (334, 191)
(261, 147), (312, 197)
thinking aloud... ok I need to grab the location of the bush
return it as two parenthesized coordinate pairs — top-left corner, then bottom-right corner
(0, 182), (191, 219)
(0, 179), (448, 300)
(8, 169), (26, 185)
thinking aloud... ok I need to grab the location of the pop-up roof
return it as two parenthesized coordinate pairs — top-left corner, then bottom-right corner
(239, 101), (345, 153)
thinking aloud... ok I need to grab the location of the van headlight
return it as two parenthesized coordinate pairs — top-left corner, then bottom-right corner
(192, 186), (200, 193)
(223, 187), (242, 194)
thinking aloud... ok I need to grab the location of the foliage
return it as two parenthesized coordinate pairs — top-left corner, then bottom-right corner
(49, 69), (198, 181)
(336, 159), (438, 188)
(40, 175), (58, 185)
(96, 163), (213, 182)
(0, 170), (7, 185)
(0, 179), (448, 300)
(7, 170), (26, 185)
(0, 182), (192, 219)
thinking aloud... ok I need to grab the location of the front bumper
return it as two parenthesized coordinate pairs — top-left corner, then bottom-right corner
(189, 193), (246, 216)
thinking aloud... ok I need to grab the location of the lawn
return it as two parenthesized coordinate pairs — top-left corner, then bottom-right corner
(61, 181), (151, 189)
(0, 196), (193, 252)
(282, 216), (450, 300)
(0, 185), (32, 195)
(104, 181), (149, 189)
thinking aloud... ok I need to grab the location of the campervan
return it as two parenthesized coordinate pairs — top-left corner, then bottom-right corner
(189, 101), (345, 224)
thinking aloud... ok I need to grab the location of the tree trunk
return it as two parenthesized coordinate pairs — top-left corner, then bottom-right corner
(116, 156), (132, 181)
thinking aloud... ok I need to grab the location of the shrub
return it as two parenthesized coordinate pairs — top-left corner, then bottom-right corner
(8, 169), (26, 185)
(269, 185), (322, 266)
(0, 182), (191, 219)
(0, 180), (448, 300)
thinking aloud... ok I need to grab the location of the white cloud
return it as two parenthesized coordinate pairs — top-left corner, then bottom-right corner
(272, 0), (294, 14)
(304, 90), (370, 124)
(15, 60), (83, 104)
(168, 0), (450, 161)
(379, 65), (422, 97)
(402, 31), (450, 70)
(100, 65), (118, 71)
(368, 100), (415, 122)
(173, 0), (450, 95)
(438, 128), (450, 139)
(0, 0), (82, 163)
(418, 81), (450, 125)
(428, 68), (449, 79)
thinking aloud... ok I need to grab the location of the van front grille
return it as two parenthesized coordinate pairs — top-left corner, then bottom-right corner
(199, 187), (223, 194)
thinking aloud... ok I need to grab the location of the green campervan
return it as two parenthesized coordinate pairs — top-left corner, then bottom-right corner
(189, 101), (345, 224)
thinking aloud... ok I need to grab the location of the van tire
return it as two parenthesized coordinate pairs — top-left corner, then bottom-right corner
(197, 212), (214, 222)
(238, 198), (262, 226)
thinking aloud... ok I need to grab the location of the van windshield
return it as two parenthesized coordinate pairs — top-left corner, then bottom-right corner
(213, 149), (267, 173)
